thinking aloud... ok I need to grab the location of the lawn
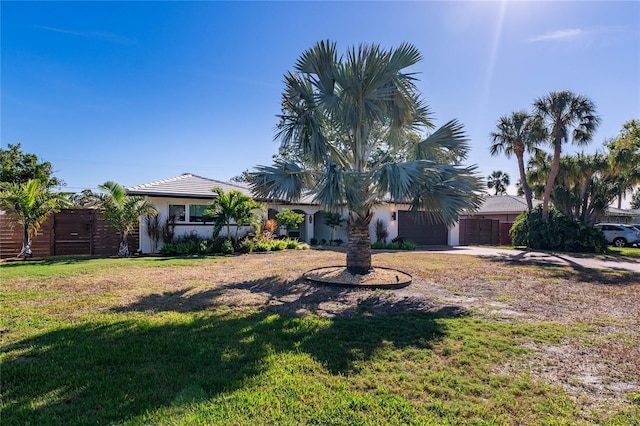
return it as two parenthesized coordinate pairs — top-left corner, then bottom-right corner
(1, 250), (639, 425)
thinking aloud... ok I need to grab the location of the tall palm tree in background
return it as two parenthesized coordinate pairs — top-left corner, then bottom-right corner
(489, 111), (544, 209)
(0, 179), (71, 257)
(533, 90), (600, 219)
(486, 170), (510, 195)
(249, 40), (483, 274)
(97, 181), (157, 256)
(605, 119), (640, 208)
(551, 153), (609, 224)
(526, 150), (553, 200)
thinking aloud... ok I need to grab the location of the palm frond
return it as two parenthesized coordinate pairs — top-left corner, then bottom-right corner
(373, 160), (439, 202)
(408, 165), (484, 226)
(248, 161), (313, 203)
(313, 163), (347, 212)
(414, 120), (470, 162)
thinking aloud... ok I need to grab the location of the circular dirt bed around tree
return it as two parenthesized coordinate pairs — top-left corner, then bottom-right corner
(303, 266), (412, 289)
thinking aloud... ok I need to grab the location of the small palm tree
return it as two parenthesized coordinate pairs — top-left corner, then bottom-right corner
(0, 179), (71, 257)
(207, 187), (263, 242)
(249, 41), (483, 274)
(489, 111), (545, 209)
(487, 171), (510, 195)
(533, 90), (600, 219)
(232, 196), (264, 242)
(97, 181), (157, 256)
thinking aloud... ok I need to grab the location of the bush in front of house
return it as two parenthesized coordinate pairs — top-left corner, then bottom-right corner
(371, 240), (416, 250)
(510, 206), (608, 253)
(239, 239), (254, 253)
(159, 234), (231, 256)
(220, 239), (234, 255)
(254, 237), (301, 252)
(158, 233), (306, 256)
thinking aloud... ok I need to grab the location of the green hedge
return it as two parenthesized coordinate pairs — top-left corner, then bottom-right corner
(160, 234), (305, 256)
(371, 240), (417, 250)
(510, 206), (608, 253)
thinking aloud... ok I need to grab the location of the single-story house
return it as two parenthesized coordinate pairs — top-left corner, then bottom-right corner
(126, 173), (458, 253)
(599, 207), (640, 224)
(128, 174), (638, 253)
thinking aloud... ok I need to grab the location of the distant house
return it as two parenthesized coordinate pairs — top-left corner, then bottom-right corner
(599, 207), (640, 224)
(457, 195), (541, 245)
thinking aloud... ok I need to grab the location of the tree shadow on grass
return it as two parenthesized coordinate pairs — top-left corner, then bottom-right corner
(484, 256), (640, 286)
(0, 255), (104, 268)
(3, 277), (464, 425)
(112, 275), (462, 318)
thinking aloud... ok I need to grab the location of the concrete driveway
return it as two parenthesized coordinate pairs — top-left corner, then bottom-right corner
(418, 246), (640, 273)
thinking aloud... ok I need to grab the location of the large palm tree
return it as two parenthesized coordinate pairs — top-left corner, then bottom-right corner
(207, 187), (263, 242)
(249, 41), (483, 274)
(97, 181), (157, 256)
(533, 90), (600, 219)
(0, 179), (71, 257)
(486, 170), (510, 195)
(489, 111), (544, 209)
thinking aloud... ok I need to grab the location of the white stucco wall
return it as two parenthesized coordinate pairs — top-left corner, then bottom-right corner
(449, 221), (460, 246)
(139, 196), (258, 253)
(139, 198), (461, 252)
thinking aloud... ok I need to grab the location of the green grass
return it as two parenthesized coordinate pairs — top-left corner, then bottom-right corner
(605, 246), (640, 260)
(1, 255), (638, 425)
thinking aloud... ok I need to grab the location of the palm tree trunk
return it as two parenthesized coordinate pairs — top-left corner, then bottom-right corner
(118, 233), (129, 257)
(20, 225), (32, 258)
(346, 211), (372, 274)
(542, 143), (562, 220)
(516, 151), (533, 210)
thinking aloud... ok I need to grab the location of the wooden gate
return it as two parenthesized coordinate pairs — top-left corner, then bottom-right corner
(53, 209), (94, 256)
(459, 219), (500, 245)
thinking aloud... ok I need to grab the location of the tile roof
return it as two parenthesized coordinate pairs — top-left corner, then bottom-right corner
(605, 207), (640, 217)
(472, 195), (542, 214)
(126, 173), (251, 199)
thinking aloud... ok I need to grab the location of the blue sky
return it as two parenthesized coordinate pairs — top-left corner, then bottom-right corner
(2, 1), (639, 200)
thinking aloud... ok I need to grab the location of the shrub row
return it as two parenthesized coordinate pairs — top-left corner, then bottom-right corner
(240, 238), (303, 253)
(159, 234), (234, 255)
(371, 240), (417, 250)
(159, 233), (306, 256)
(309, 238), (344, 246)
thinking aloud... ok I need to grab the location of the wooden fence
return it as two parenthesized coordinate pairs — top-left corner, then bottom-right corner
(0, 209), (139, 259)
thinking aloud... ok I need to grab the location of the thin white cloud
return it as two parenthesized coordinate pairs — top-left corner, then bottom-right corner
(527, 28), (583, 42)
(36, 26), (135, 45)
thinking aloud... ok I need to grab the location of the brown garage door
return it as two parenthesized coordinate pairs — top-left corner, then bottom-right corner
(397, 211), (448, 245)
